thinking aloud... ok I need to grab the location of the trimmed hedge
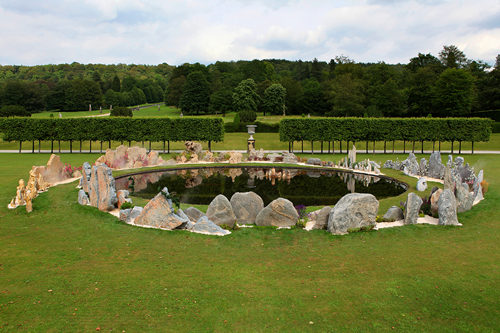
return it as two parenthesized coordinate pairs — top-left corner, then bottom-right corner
(225, 121), (280, 133)
(0, 117), (224, 143)
(279, 118), (492, 143)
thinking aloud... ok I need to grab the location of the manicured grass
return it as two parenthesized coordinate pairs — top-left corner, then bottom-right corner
(1, 152), (499, 331)
(31, 109), (109, 118)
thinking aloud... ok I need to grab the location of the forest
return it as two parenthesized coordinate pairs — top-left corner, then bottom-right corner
(0, 45), (498, 119)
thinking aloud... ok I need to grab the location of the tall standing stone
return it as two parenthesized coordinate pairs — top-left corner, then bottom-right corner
(80, 162), (92, 193)
(404, 192), (423, 225)
(89, 164), (117, 211)
(456, 183), (473, 213)
(438, 189), (460, 226)
(428, 152), (445, 179)
(206, 194), (237, 227)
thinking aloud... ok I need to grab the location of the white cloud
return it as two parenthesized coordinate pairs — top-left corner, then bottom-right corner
(0, 0), (498, 65)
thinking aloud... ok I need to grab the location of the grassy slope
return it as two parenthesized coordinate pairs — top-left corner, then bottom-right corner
(0, 153), (499, 332)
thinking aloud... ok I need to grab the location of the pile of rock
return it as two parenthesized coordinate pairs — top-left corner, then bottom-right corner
(95, 145), (172, 169)
(8, 154), (79, 212)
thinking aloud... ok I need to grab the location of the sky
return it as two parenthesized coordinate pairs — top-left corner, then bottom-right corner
(0, 0), (498, 66)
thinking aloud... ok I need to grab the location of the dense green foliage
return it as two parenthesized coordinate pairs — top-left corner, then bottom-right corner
(0, 118), (224, 143)
(238, 110), (257, 123)
(232, 79), (259, 112)
(179, 71), (210, 114)
(0, 105), (30, 117)
(262, 83), (286, 115)
(279, 118), (492, 143)
(110, 107), (133, 117)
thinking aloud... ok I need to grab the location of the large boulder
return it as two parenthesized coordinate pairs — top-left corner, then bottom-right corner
(416, 178), (428, 192)
(184, 206), (205, 222)
(282, 152), (298, 164)
(307, 206), (332, 229)
(185, 141), (203, 155)
(430, 188), (443, 215)
(228, 151), (243, 164)
(134, 188), (188, 229)
(456, 183), (474, 213)
(404, 192), (422, 225)
(438, 189), (460, 226)
(191, 216), (230, 236)
(44, 154), (65, 183)
(77, 189), (90, 205)
(418, 158), (428, 176)
(247, 148), (265, 161)
(327, 193), (378, 235)
(266, 153), (282, 162)
(382, 206), (404, 222)
(89, 164), (117, 211)
(402, 153), (419, 175)
(206, 194), (237, 227)
(230, 192), (264, 225)
(255, 198), (299, 228)
(428, 152), (445, 179)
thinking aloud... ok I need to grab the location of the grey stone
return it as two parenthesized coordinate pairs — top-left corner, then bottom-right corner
(282, 152), (298, 164)
(327, 193), (378, 235)
(443, 164), (455, 190)
(80, 162), (92, 193)
(117, 189), (132, 208)
(416, 178), (428, 192)
(455, 162), (475, 183)
(266, 153), (282, 162)
(174, 209), (192, 229)
(370, 161), (381, 169)
(430, 189), (443, 215)
(456, 183), (473, 213)
(77, 189), (90, 205)
(428, 152), (445, 179)
(184, 206), (205, 223)
(473, 170), (484, 203)
(306, 158), (322, 166)
(255, 198), (299, 227)
(382, 206), (404, 222)
(404, 192), (423, 225)
(134, 189), (188, 230)
(248, 148), (265, 161)
(401, 153), (419, 175)
(119, 206), (143, 224)
(230, 192), (264, 225)
(438, 189), (460, 226)
(308, 206), (332, 229)
(419, 158), (428, 176)
(206, 194), (237, 227)
(191, 216), (230, 236)
(89, 164), (117, 211)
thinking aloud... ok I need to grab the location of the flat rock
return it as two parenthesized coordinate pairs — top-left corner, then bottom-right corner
(327, 193), (378, 235)
(306, 158), (321, 166)
(184, 206), (205, 223)
(382, 206), (404, 222)
(206, 194), (237, 227)
(191, 216), (230, 236)
(404, 192), (423, 225)
(230, 192), (264, 225)
(438, 189), (461, 226)
(255, 198), (299, 227)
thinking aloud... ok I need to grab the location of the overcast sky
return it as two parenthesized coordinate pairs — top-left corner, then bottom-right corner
(0, 0), (498, 66)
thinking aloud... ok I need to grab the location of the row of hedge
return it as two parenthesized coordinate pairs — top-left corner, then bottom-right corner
(225, 121), (280, 133)
(0, 118), (224, 143)
(279, 118), (492, 143)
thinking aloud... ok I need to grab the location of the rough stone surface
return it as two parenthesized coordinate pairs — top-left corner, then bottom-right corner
(185, 141), (203, 155)
(266, 153), (282, 162)
(134, 188), (188, 229)
(327, 193), (378, 235)
(255, 198), (299, 228)
(247, 148), (266, 161)
(443, 164), (455, 190)
(456, 183), (473, 213)
(77, 189), (90, 205)
(184, 206), (205, 223)
(117, 189), (132, 208)
(81, 162), (92, 193)
(230, 192), (264, 224)
(382, 206), (404, 222)
(308, 206), (332, 229)
(416, 178), (428, 192)
(306, 158), (322, 166)
(419, 158), (428, 176)
(206, 194), (237, 227)
(89, 164), (117, 211)
(120, 206), (143, 224)
(228, 151), (243, 164)
(438, 189), (460, 226)
(430, 189), (443, 215)
(402, 153), (419, 175)
(282, 152), (298, 164)
(404, 192), (423, 225)
(191, 216), (230, 236)
(428, 152), (445, 179)
(45, 154), (65, 183)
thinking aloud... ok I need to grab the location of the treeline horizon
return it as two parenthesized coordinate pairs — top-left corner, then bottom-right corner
(0, 45), (498, 119)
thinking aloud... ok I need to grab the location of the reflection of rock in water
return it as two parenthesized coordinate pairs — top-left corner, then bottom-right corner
(228, 168), (242, 182)
(185, 175), (202, 188)
(347, 176), (355, 193)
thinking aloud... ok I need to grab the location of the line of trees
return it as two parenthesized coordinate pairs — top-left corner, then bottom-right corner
(0, 45), (498, 118)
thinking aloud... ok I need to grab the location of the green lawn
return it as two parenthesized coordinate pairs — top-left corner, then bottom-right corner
(0, 152), (499, 331)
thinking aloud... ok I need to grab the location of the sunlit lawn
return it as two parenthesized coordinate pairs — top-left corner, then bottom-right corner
(0, 151), (499, 331)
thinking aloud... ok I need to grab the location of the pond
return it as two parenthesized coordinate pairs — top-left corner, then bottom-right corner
(115, 166), (407, 206)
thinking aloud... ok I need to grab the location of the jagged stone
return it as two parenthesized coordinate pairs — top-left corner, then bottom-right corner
(416, 178), (428, 192)
(428, 152), (445, 179)
(255, 198), (299, 228)
(404, 192), (423, 225)
(307, 206), (332, 229)
(382, 206), (404, 222)
(117, 190), (132, 208)
(77, 189), (90, 205)
(80, 162), (92, 193)
(456, 183), (474, 213)
(184, 206), (205, 222)
(191, 216), (230, 236)
(438, 189), (460, 226)
(430, 189), (443, 215)
(282, 152), (298, 164)
(327, 193), (378, 235)
(119, 206), (143, 224)
(230, 192), (264, 225)
(134, 188), (188, 229)
(89, 164), (117, 211)
(401, 153), (419, 175)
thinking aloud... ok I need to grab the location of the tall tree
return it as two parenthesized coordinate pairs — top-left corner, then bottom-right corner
(164, 76), (186, 107)
(433, 68), (474, 117)
(233, 79), (259, 112)
(209, 89), (233, 115)
(328, 74), (365, 117)
(111, 75), (121, 92)
(262, 83), (287, 115)
(439, 45), (468, 69)
(179, 71), (210, 114)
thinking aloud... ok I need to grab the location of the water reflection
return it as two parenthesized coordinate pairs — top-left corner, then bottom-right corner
(116, 167), (406, 206)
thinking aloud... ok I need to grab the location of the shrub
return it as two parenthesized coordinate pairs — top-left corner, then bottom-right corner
(110, 106), (133, 117)
(238, 110), (257, 123)
(0, 105), (31, 117)
(120, 202), (133, 210)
